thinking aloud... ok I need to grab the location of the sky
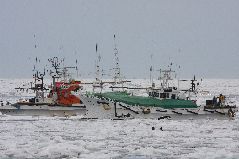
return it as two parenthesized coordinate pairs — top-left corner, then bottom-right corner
(0, 0), (239, 79)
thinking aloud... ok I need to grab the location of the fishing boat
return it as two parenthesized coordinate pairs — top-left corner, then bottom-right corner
(0, 57), (86, 117)
(80, 75), (237, 120)
(79, 37), (238, 119)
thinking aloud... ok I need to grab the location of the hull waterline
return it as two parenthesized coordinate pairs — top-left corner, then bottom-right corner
(0, 105), (86, 117)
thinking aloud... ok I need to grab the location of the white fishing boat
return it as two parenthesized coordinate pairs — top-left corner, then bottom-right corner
(79, 36), (238, 120)
(0, 57), (86, 117)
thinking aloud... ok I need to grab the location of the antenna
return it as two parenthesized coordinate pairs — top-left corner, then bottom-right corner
(33, 34), (39, 73)
(73, 50), (80, 78)
(34, 34), (37, 49)
(92, 43), (103, 92)
(95, 43), (101, 82)
(48, 57), (62, 77)
(190, 75), (197, 92)
(149, 54), (154, 86)
(75, 59), (79, 78)
(158, 63), (175, 89)
(48, 57), (62, 91)
(113, 34), (121, 84)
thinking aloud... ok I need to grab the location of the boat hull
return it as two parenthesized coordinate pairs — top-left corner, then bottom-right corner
(0, 105), (86, 117)
(80, 95), (238, 120)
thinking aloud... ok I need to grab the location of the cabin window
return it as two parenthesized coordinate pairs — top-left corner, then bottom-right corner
(154, 92), (159, 97)
(171, 94), (176, 99)
(166, 93), (169, 98)
(149, 92), (152, 96)
(149, 92), (159, 97)
(164, 88), (172, 92)
(160, 93), (170, 99)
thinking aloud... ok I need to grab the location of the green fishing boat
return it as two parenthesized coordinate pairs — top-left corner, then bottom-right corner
(94, 91), (197, 109)
(80, 35), (237, 120)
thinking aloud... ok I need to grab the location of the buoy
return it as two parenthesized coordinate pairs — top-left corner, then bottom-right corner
(228, 108), (235, 117)
(152, 127), (155, 130)
(103, 104), (111, 110)
(143, 108), (150, 114)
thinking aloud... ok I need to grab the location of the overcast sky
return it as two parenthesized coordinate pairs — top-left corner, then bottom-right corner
(0, 0), (239, 79)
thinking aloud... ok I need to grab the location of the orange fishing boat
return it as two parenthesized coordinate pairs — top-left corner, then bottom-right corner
(0, 57), (86, 117)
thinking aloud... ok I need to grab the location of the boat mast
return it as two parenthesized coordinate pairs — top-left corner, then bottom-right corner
(95, 43), (101, 83)
(159, 63), (175, 89)
(93, 43), (102, 92)
(31, 35), (47, 102)
(149, 54), (154, 87)
(113, 34), (121, 84)
(48, 57), (61, 92)
(31, 57), (46, 103)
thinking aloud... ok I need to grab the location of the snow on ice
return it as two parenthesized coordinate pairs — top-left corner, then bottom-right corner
(0, 79), (239, 158)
